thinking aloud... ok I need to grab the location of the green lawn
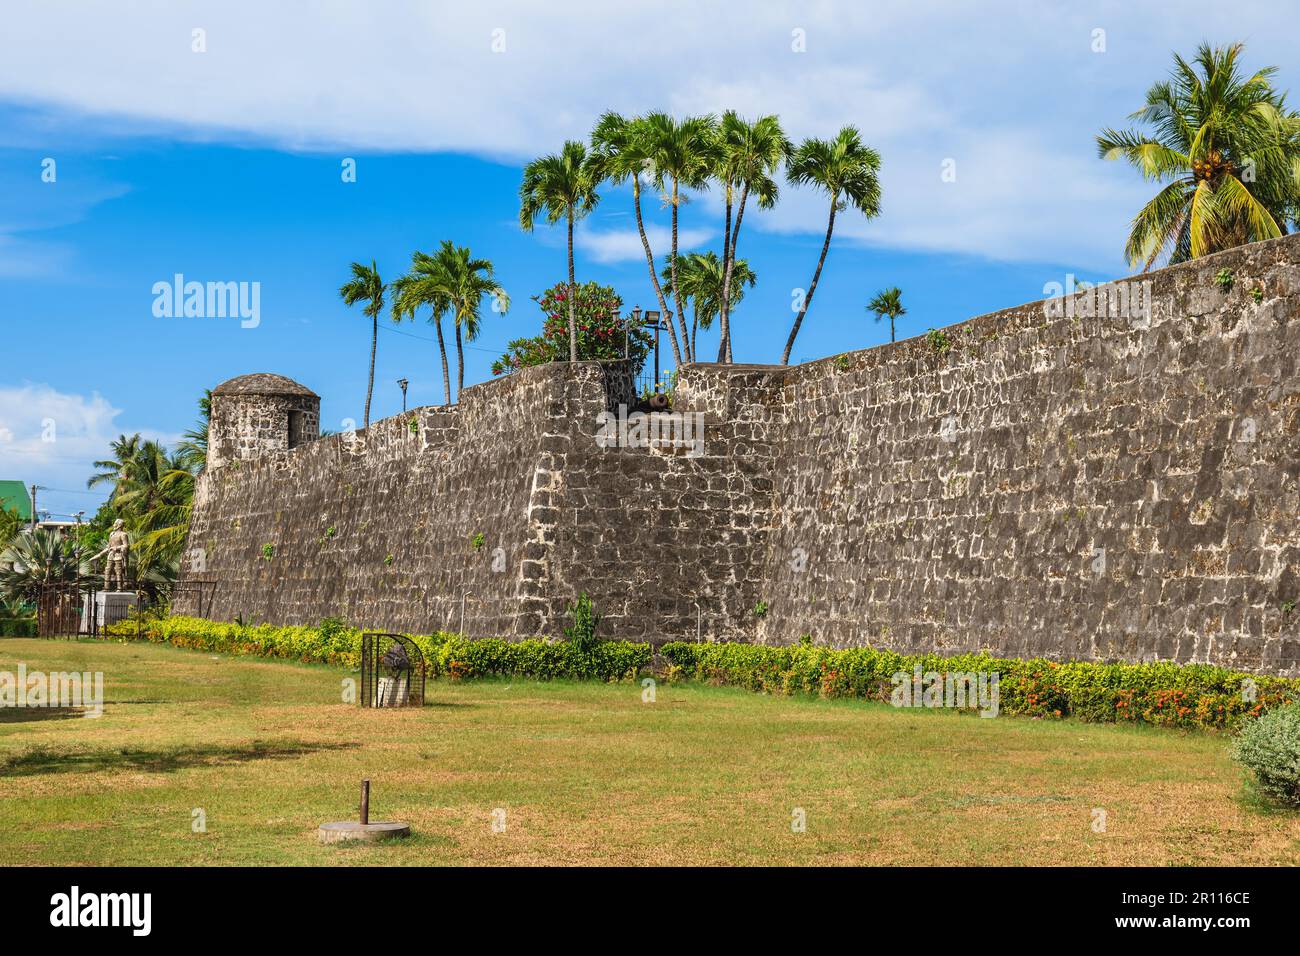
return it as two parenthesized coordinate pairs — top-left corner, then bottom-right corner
(1, 638), (1297, 866)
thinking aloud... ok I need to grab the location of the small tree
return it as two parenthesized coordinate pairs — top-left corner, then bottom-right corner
(492, 281), (650, 375)
(867, 287), (906, 343)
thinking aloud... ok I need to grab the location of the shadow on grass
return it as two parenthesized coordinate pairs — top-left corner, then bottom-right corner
(1, 739), (358, 776)
(103, 699), (171, 705)
(321, 831), (455, 855)
(0, 707), (86, 724)
(1233, 776), (1300, 817)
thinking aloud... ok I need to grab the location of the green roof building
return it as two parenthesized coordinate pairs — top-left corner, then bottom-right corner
(0, 481), (32, 520)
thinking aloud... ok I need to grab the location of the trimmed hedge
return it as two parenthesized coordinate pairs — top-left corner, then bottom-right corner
(108, 616), (1300, 732)
(117, 615), (649, 682)
(659, 641), (1300, 732)
(0, 617), (37, 637)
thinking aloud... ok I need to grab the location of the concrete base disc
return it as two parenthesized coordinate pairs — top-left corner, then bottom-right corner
(318, 821), (411, 844)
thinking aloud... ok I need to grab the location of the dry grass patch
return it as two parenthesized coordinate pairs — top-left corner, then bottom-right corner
(0, 638), (1297, 866)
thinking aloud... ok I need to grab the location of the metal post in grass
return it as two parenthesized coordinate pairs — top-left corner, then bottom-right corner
(318, 779), (409, 844)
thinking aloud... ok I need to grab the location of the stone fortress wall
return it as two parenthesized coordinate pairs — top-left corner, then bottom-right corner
(178, 234), (1300, 674)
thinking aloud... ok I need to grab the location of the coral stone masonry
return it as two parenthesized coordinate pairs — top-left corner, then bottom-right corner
(207, 373), (321, 470)
(178, 235), (1300, 674)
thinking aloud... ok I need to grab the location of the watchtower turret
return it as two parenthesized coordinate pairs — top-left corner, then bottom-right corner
(208, 373), (320, 469)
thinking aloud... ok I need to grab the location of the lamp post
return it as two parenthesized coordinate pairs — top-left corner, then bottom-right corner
(397, 378), (409, 412)
(640, 309), (673, 392)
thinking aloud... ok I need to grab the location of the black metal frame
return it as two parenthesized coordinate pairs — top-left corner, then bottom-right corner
(169, 580), (217, 618)
(36, 583), (88, 638)
(34, 580), (161, 639)
(360, 632), (426, 708)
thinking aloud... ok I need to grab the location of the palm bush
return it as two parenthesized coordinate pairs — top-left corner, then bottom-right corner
(0, 529), (91, 602)
(661, 251), (756, 358)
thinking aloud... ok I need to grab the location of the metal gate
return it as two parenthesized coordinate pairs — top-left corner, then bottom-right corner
(360, 633), (426, 708)
(36, 584), (90, 638)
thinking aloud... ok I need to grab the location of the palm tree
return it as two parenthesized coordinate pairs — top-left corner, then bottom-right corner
(781, 127), (882, 365)
(1097, 42), (1300, 270)
(87, 434), (143, 494)
(429, 241), (509, 398)
(662, 251), (756, 359)
(87, 434), (175, 522)
(339, 260), (386, 427)
(868, 287), (907, 343)
(109, 439), (173, 520)
(590, 111), (686, 368)
(391, 251), (453, 405)
(519, 141), (600, 363)
(715, 112), (788, 362)
(640, 113), (718, 363)
(175, 390), (211, 473)
(132, 447), (198, 568)
(0, 529), (89, 601)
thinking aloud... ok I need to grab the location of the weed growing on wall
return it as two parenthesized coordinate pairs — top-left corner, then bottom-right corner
(925, 328), (952, 354)
(564, 592), (602, 654)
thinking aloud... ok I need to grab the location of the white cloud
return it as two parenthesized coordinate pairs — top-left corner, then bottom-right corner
(576, 223), (713, 264)
(0, 0), (1295, 268)
(0, 384), (179, 516)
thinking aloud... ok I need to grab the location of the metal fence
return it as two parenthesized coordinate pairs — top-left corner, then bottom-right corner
(32, 581), (216, 640)
(36, 584), (86, 638)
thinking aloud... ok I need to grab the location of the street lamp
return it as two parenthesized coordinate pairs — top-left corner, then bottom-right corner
(397, 378), (409, 412)
(638, 308), (673, 392)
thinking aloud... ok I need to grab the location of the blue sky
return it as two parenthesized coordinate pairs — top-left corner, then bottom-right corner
(0, 0), (1295, 519)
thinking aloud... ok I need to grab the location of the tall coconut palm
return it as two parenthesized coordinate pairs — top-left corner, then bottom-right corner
(339, 260), (386, 427)
(519, 141), (600, 363)
(640, 112), (719, 363)
(1097, 42), (1300, 270)
(87, 434), (173, 520)
(429, 241), (509, 398)
(391, 251), (454, 405)
(662, 251), (756, 359)
(781, 127), (882, 365)
(715, 112), (788, 362)
(87, 434), (144, 494)
(867, 287), (907, 343)
(109, 439), (174, 520)
(590, 111), (686, 368)
(132, 447), (198, 568)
